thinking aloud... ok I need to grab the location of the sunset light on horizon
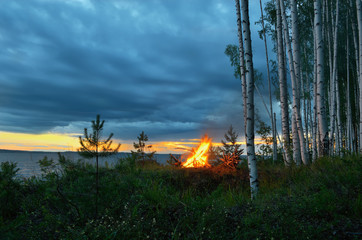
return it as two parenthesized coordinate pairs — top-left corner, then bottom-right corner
(0, 130), (270, 154)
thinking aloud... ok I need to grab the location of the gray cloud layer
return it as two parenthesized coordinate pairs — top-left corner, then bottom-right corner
(0, 0), (274, 142)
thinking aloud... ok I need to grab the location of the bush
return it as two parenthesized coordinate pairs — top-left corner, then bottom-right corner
(0, 161), (22, 220)
(0, 155), (360, 239)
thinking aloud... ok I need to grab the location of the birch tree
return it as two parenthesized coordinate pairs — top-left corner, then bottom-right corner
(350, 0), (360, 152)
(279, 0), (309, 164)
(313, 55), (318, 161)
(312, 15), (320, 160)
(314, 0), (329, 156)
(275, 0), (291, 165)
(347, 18), (352, 152)
(327, 1), (335, 154)
(235, 0), (247, 137)
(240, 0), (258, 198)
(357, 0), (362, 153)
(290, 0), (302, 109)
(329, 0), (340, 155)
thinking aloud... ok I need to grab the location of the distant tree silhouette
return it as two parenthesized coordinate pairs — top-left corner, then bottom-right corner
(132, 131), (156, 161)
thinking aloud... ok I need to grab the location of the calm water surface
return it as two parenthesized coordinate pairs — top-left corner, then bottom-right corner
(0, 151), (173, 178)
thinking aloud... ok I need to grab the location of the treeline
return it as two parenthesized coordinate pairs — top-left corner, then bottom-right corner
(232, 0), (362, 198)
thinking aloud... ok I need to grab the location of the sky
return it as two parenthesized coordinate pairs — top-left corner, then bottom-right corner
(0, 0), (277, 153)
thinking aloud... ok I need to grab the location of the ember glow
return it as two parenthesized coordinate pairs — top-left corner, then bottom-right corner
(181, 135), (212, 168)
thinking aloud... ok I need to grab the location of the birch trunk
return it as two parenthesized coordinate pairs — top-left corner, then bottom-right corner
(350, 2), (359, 153)
(291, 0), (302, 110)
(351, 1), (360, 153)
(336, 80), (342, 154)
(275, 0), (291, 165)
(308, 79), (313, 156)
(240, 0), (258, 199)
(291, 0), (302, 161)
(292, 114), (301, 165)
(313, 19), (319, 161)
(347, 18), (352, 152)
(331, 0), (340, 154)
(327, 1), (335, 154)
(235, 0), (248, 144)
(302, 67), (309, 154)
(351, 0), (360, 82)
(313, 73), (318, 161)
(312, 16), (319, 161)
(336, 1), (342, 155)
(291, 0), (302, 164)
(356, 0), (362, 153)
(314, 0), (329, 156)
(280, 0), (308, 164)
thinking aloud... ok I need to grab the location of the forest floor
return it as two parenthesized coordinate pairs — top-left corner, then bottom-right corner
(0, 154), (361, 239)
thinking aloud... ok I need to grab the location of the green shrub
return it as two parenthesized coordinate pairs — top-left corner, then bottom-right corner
(0, 161), (22, 220)
(0, 155), (360, 239)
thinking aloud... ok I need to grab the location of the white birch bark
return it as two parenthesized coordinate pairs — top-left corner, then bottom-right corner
(330, 0), (340, 155)
(313, 20), (319, 161)
(302, 65), (309, 154)
(240, 0), (258, 199)
(291, 0), (302, 110)
(351, 1), (360, 153)
(336, 1), (342, 155)
(280, 0), (308, 164)
(291, 0), (302, 164)
(356, 0), (362, 153)
(326, 1), (335, 154)
(336, 80), (342, 154)
(313, 73), (318, 161)
(314, 0), (329, 156)
(276, 0), (291, 165)
(292, 114), (301, 165)
(304, 93), (309, 154)
(308, 78), (313, 156)
(351, 0), (360, 83)
(235, 0), (248, 145)
(312, 71), (319, 162)
(347, 17), (352, 152)
(348, 2), (358, 153)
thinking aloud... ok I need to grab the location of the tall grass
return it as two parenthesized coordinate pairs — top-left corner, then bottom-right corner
(0, 155), (360, 239)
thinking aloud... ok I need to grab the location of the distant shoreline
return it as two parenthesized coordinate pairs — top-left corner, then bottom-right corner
(0, 149), (129, 154)
(0, 149), (185, 155)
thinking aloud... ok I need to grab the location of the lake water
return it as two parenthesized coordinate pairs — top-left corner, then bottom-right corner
(0, 151), (175, 178)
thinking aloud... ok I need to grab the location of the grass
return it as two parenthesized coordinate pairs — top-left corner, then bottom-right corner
(0, 154), (361, 239)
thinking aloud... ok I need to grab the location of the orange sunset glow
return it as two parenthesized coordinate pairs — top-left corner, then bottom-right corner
(0, 130), (269, 154)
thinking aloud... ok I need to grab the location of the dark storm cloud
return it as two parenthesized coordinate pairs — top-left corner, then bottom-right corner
(0, 0), (273, 141)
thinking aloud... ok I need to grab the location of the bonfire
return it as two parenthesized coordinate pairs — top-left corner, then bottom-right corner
(168, 135), (212, 168)
(168, 135), (241, 169)
(181, 135), (212, 168)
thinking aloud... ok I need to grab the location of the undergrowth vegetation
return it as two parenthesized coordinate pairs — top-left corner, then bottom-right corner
(0, 155), (361, 239)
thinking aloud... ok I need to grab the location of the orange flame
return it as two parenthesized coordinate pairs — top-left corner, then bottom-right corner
(181, 135), (212, 168)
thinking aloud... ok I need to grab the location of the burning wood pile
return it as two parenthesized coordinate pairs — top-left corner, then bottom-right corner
(168, 135), (242, 169)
